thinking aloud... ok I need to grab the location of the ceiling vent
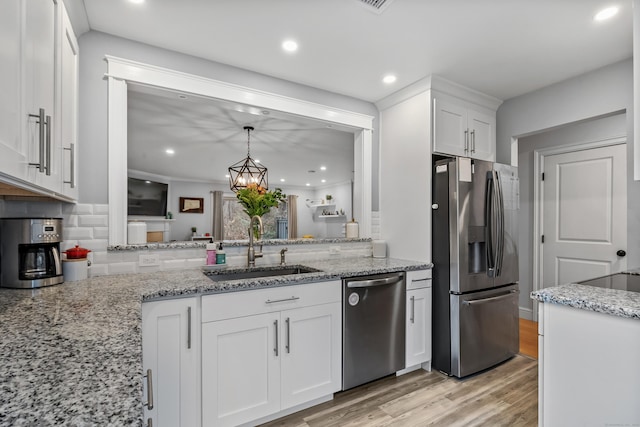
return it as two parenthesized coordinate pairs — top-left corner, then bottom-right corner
(356, 0), (395, 14)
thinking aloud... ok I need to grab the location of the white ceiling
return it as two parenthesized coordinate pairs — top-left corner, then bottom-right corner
(77, 0), (632, 102)
(127, 84), (355, 188)
(70, 0), (633, 188)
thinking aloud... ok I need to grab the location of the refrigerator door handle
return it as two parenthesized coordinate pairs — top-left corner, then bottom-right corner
(494, 170), (506, 276)
(485, 172), (495, 276)
(462, 289), (518, 306)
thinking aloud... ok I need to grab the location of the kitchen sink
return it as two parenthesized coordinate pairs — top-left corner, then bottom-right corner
(205, 265), (321, 282)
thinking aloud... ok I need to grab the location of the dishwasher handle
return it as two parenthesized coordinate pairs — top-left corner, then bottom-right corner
(346, 274), (403, 288)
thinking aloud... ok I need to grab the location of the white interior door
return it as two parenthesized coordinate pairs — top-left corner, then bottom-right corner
(542, 143), (627, 288)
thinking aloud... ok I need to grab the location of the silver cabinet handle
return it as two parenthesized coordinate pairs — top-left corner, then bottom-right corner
(265, 296), (300, 304)
(187, 306), (192, 349)
(147, 418), (153, 427)
(274, 320), (279, 356)
(285, 317), (291, 353)
(45, 115), (51, 175)
(144, 369), (154, 410)
(470, 129), (476, 153)
(63, 143), (75, 188)
(410, 296), (415, 323)
(411, 278), (429, 283)
(464, 129), (469, 152)
(28, 108), (46, 172)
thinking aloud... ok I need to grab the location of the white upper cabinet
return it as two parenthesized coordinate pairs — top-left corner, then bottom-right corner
(24, 0), (60, 192)
(59, 5), (79, 199)
(0, 0), (29, 180)
(0, 0), (78, 201)
(433, 92), (497, 161)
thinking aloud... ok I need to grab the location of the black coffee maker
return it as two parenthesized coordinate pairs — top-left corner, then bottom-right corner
(0, 218), (64, 288)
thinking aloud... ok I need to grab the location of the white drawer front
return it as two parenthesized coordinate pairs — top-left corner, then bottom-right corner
(202, 280), (342, 322)
(406, 269), (432, 290)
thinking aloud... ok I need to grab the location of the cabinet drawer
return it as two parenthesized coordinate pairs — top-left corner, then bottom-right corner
(202, 280), (342, 323)
(406, 269), (432, 290)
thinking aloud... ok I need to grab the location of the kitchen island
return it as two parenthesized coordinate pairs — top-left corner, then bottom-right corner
(531, 275), (640, 427)
(0, 257), (429, 426)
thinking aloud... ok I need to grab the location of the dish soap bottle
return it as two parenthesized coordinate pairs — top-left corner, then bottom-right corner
(216, 242), (226, 264)
(206, 243), (217, 265)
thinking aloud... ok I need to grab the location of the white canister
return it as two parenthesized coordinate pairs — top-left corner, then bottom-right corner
(63, 258), (89, 281)
(372, 240), (387, 258)
(346, 220), (359, 238)
(128, 222), (147, 244)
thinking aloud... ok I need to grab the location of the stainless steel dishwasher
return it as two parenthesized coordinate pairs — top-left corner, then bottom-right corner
(342, 272), (406, 390)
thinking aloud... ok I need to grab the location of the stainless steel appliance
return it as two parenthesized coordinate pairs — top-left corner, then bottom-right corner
(432, 157), (519, 377)
(0, 218), (64, 288)
(579, 272), (640, 292)
(342, 272), (406, 390)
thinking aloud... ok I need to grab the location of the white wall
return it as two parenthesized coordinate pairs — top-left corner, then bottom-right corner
(497, 58), (640, 316)
(517, 113), (627, 315)
(378, 91), (431, 262)
(77, 31), (380, 208)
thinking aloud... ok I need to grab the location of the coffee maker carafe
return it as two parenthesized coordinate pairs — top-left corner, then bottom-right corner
(0, 218), (64, 288)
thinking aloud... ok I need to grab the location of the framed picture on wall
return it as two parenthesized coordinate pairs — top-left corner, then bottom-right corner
(180, 197), (204, 213)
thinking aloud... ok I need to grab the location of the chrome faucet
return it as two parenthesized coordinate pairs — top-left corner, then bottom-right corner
(280, 248), (288, 266)
(247, 215), (264, 267)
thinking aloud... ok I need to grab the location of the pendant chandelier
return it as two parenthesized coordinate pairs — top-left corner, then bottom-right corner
(228, 126), (268, 192)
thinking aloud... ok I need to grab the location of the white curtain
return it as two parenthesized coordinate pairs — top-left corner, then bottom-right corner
(211, 190), (224, 240)
(287, 194), (298, 239)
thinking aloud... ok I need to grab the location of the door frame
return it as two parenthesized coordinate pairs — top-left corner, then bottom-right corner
(532, 136), (626, 321)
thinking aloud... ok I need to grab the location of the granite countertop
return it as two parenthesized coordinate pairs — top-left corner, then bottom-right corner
(0, 257), (430, 426)
(108, 237), (372, 251)
(531, 280), (640, 320)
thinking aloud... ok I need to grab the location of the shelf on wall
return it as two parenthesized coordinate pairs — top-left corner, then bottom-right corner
(318, 214), (346, 219)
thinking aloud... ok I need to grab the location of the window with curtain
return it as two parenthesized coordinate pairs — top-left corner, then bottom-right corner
(222, 197), (288, 240)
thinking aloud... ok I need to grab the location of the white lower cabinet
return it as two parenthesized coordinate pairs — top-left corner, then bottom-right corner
(539, 303), (640, 426)
(201, 280), (342, 427)
(405, 270), (432, 370)
(280, 303), (342, 409)
(142, 297), (200, 427)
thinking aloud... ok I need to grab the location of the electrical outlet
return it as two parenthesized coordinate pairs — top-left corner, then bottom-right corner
(329, 246), (341, 255)
(139, 254), (160, 267)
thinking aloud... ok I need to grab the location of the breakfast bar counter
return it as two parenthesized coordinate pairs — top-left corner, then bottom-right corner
(0, 257), (429, 426)
(531, 273), (640, 426)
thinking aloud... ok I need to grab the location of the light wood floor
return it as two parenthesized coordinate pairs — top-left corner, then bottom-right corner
(262, 321), (539, 427)
(519, 319), (538, 360)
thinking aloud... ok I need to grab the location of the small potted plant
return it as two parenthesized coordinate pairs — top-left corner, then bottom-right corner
(326, 194), (333, 201)
(191, 226), (197, 237)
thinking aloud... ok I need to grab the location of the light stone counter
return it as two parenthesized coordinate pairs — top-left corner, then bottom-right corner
(530, 281), (640, 320)
(0, 257), (430, 426)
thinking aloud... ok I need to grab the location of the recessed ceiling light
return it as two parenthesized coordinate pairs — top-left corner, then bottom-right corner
(165, 149), (175, 155)
(129, 0), (145, 4)
(178, 94), (187, 99)
(594, 6), (618, 21)
(225, 174), (230, 178)
(321, 179), (326, 183)
(306, 183), (311, 186)
(261, 110), (270, 115)
(320, 166), (327, 171)
(145, 180), (151, 184)
(382, 74), (397, 84)
(280, 178), (285, 182)
(282, 40), (298, 53)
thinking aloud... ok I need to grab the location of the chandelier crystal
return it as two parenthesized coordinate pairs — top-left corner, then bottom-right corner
(228, 126), (268, 192)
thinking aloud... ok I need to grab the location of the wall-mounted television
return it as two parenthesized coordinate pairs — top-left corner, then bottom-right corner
(127, 177), (168, 217)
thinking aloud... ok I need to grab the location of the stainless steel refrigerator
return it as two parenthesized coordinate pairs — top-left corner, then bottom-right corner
(432, 156), (519, 378)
